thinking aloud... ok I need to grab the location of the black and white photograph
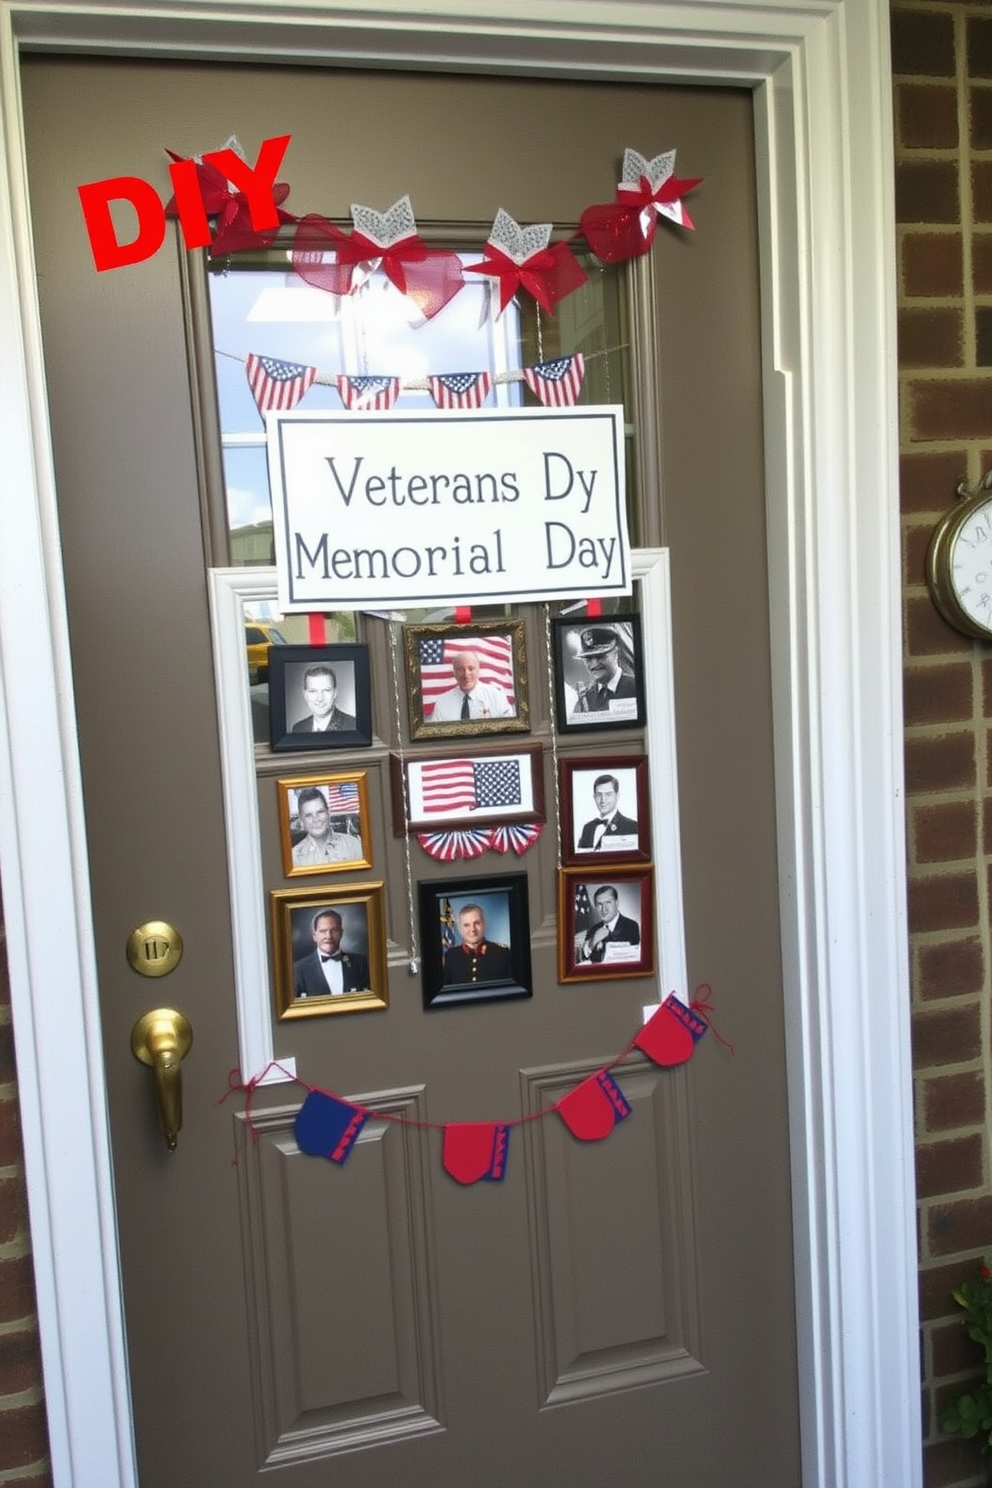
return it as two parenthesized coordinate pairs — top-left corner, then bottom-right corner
(559, 755), (650, 865)
(270, 882), (387, 1018)
(277, 771), (373, 877)
(552, 614), (644, 732)
(404, 619), (530, 740)
(418, 872), (532, 1008)
(268, 644), (372, 752)
(557, 867), (655, 983)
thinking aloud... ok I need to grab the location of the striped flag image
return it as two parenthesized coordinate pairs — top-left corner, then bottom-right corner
(420, 758), (522, 815)
(321, 782), (359, 816)
(336, 374), (402, 410)
(522, 353), (585, 407)
(427, 371), (493, 410)
(245, 354), (317, 415)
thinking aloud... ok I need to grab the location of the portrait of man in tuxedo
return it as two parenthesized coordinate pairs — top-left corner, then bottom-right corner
(575, 772), (639, 853)
(578, 884), (641, 964)
(293, 908), (370, 998)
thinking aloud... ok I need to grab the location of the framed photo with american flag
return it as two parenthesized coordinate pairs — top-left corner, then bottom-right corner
(557, 866), (656, 984)
(276, 771), (373, 878)
(391, 743), (544, 835)
(403, 619), (529, 740)
(418, 871), (532, 1010)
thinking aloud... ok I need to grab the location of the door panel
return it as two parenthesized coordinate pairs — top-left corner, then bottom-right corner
(21, 58), (799, 1487)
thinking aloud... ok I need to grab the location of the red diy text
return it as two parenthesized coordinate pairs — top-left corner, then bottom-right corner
(77, 135), (291, 271)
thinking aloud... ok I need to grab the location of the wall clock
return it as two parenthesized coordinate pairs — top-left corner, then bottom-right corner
(926, 475), (992, 640)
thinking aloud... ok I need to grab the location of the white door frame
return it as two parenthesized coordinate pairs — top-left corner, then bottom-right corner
(0, 3), (918, 1486)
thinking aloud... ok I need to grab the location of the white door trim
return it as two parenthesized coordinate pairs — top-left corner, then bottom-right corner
(0, 4), (917, 1486)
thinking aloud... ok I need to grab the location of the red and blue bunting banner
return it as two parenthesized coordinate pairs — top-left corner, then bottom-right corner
(231, 991), (725, 1188)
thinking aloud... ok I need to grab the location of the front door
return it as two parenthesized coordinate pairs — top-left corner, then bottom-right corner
(21, 58), (799, 1486)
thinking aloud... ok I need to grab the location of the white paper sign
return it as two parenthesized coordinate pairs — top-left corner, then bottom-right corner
(265, 405), (631, 611)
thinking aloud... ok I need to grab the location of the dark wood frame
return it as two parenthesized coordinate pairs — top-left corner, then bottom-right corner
(559, 754), (650, 866)
(557, 866), (655, 983)
(418, 871), (532, 1009)
(268, 644), (372, 752)
(403, 618), (529, 741)
(271, 881), (388, 1019)
(277, 771), (373, 878)
(551, 613), (645, 733)
(392, 742), (545, 835)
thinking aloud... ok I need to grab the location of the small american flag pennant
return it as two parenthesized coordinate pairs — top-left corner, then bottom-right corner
(427, 371), (493, 410)
(245, 353), (317, 415)
(523, 353), (585, 408)
(337, 374), (402, 411)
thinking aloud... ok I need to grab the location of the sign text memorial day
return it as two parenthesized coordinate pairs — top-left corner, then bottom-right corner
(266, 406), (631, 611)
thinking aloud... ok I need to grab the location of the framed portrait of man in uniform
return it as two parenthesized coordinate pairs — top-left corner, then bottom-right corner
(418, 872), (532, 1008)
(551, 614), (644, 732)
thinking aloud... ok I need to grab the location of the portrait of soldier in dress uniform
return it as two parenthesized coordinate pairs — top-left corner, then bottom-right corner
(442, 901), (512, 986)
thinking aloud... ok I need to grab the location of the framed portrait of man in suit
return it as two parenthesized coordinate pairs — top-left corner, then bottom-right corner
(558, 755), (650, 866)
(270, 882), (387, 1019)
(557, 867), (655, 983)
(268, 643), (372, 752)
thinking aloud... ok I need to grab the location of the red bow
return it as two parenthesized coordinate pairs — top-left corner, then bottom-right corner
(579, 171), (702, 265)
(291, 214), (463, 319)
(465, 240), (587, 315)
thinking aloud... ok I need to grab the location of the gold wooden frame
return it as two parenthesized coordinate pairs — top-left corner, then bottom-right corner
(276, 770), (373, 878)
(271, 881), (388, 1019)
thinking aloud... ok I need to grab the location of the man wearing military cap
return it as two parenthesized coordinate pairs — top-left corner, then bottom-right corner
(443, 903), (512, 985)
(574, 625), (637, 713)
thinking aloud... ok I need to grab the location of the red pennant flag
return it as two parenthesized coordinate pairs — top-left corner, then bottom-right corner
(635, 993), (708, 1068)
(443, 1122), (510, 1184)
(556, 1069), (632, 1141)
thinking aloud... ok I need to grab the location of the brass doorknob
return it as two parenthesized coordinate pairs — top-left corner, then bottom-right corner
(130, 1009), (193, 1151)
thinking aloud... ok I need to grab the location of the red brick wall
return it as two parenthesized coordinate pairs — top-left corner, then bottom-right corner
(896, 3), (992, 1485)
(0, 916), (52, 1487)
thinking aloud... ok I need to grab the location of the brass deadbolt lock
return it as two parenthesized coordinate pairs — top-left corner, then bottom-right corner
(126, 920), (184, 978)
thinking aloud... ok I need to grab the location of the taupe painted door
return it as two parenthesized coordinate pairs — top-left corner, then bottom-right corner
(21, 60), (800, 1487)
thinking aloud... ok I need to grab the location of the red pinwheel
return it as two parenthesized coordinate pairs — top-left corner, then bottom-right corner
(466, 209), (587, 315)
(163, 141), (295, 252)
(580, 147), (702, 265)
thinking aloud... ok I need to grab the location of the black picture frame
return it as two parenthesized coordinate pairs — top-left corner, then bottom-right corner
(403, 619), (529, 741)
(551, 614), (645, 732)
(559, 755), (650, 866)
(418, 872), (532, 1009)
(268, 644), (372, 752)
